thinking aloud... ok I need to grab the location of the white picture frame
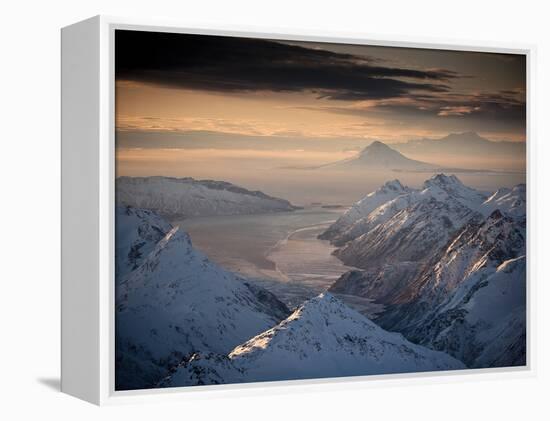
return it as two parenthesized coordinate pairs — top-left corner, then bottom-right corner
(61, 15), (535, 405)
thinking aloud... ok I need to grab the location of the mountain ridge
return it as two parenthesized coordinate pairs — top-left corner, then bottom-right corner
(116, 176), (299, 218)
(319, 175), (526, 369)
(115, 207), (290, 390)
(160, 293), (464, 387)
(393, 132), (525, 160)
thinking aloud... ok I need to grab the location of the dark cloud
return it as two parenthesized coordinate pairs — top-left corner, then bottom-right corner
(304, 88), (525, 133)
(382, 91), (524, 122)
(115, 30), (458, 100)
(115, 30), (526, 137)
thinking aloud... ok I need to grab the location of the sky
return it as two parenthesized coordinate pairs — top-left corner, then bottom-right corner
(114, 29), (526, 201)
(116, 30), (526, 142)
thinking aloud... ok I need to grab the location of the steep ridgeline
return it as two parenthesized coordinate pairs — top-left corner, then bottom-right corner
(321, 141), (438, 171)
(333, 174), (487, 269)
(115, 206), (173, 278)
(115, 207), (290, 390)
(325, 175), (524, 277)
(481, 183), (526, 220)
(323, 174), (526, 368)
(116, 176), (298, 219)
(324, 175), (492, 315)
(160, 293), (464, 387)
(319, 179), (411, 245)
(378, 210), (526, 367)
(329, 262), (421, 307)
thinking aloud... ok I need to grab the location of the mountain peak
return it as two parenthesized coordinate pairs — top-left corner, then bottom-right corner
(322, 139), (437, 170)
(421, 174), (488, 211)
(116, 208), (290, 389)
(220, 292), (465, 382)
(512, 183), (526, 194)
(301, 292), (339, 310)
(381, 179), (406, 192)
(360, 140), (392, 154)
(282, 292), (347, 324)
(368, 140), (389, 147)
(442, 132), (488, 144)
(423, 173), (462, 189)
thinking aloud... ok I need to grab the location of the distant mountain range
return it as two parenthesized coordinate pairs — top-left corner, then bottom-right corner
(392, 131), (525, 159)
(116, 176), (299, 218)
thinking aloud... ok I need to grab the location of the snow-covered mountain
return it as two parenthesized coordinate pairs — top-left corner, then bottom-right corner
(329, 262), (421, 307)
(115, 208), (289, 390)
(115, 206), (173, 278)
(381, 254), (527, 368)
(319, 175), (491, 309)
(421, 174), (487, 211)
(333, 175), (486, 269)
(370, 209), (526, 367)
(319, 179), (411, 244)
(321, 141), (438, 171)
(407, 210), (524, 304)
(330, 207), (524, 311)
(426, 256), (526, 368)
(113, 170), (526, 390)
(322, 176), (524, 295)
(160, 293), (464, 387)
(116, 176), (298, 218)
(321, 175), (487, 249)
(481, 183), (526, 220)
(336, 198), (477, 269)
(330, 190), (424, 247)
(320, 175), (526, 368)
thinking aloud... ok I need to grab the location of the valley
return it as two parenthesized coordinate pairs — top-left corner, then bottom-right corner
(172, 207), (365, 309)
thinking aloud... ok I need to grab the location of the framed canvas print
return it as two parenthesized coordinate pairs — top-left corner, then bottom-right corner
(61, 16), (533, 405)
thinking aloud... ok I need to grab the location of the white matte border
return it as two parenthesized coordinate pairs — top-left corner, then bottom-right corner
(95, 15), (535, 405)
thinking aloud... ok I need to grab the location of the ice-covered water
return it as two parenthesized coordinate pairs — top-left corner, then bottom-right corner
(267, 223), (354, 286)
(172, 208), (380, 311)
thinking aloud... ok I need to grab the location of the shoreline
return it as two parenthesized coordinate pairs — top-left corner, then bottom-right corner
(263, 222), (336, 282)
